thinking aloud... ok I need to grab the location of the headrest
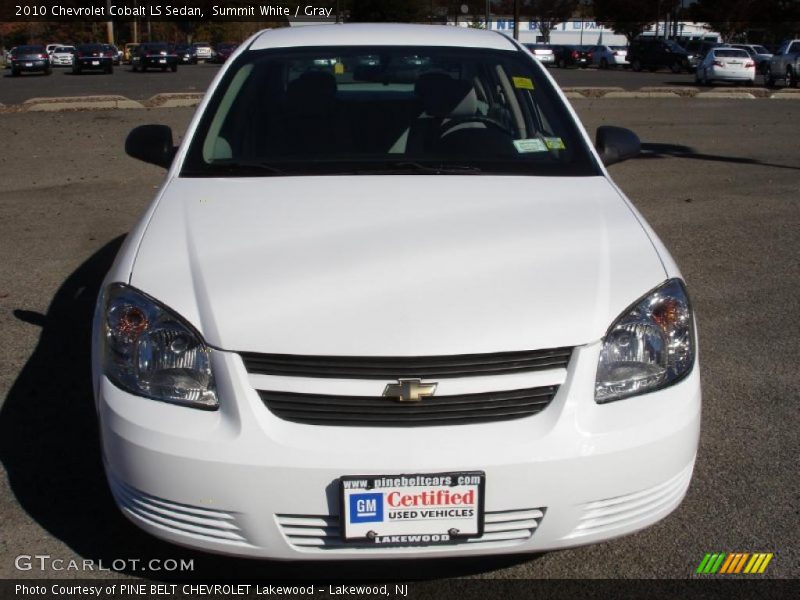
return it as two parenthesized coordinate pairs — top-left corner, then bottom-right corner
(286, 70), (337, 115)
(415, 72), (477, 118)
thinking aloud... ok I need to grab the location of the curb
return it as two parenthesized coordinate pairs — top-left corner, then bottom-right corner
(28, 99), (144, 111)
(146, 93), (204, 108)
(603, 91), (679, 99)
(695, 92), (756, 99)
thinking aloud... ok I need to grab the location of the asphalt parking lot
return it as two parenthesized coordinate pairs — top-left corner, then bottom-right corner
(0, 99), (798, 582)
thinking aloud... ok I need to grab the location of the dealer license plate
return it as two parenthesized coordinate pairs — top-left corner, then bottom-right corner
(159, 59), (166, 64)
(25, 62), (33, 67)
(340, 471), (484, 545)
(91, 60), (99, 65)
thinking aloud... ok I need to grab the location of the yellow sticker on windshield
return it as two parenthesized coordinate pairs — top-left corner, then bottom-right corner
(512, 76), (534, 90)
(544, 137), (566, 150)
(334, 62), (344, 74)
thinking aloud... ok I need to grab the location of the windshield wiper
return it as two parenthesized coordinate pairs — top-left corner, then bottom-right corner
(207, 159), (286, 175)
(356, 162), (484, 175)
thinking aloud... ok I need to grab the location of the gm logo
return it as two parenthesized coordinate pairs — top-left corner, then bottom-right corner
(349, 493), (383, 523)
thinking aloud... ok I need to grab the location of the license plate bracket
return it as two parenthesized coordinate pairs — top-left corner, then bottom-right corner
(340, 471), (485, 545)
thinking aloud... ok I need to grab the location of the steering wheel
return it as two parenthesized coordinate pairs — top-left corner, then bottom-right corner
(438, 116), (516, 138)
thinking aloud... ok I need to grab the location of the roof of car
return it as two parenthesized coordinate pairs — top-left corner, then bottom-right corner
(249, 24), (518, 52)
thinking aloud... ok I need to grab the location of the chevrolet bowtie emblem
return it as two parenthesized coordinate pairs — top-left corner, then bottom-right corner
(383, 379), (438, 403)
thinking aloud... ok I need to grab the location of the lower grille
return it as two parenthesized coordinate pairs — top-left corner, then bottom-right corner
(108, 475), (251, 547)
(565, 462), (694, 539)
(259, 386), (558, 426)
(276, 508), (545, 552)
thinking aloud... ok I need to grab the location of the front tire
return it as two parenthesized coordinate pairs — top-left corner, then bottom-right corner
(600, 58), (608, 70)
(764, 68), (775, 88)
(670, 61), (683, 74)
(632, 59), (642, 72)
(170, 64), (177, 72)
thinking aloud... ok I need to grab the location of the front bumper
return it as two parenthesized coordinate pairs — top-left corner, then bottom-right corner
(97, 343), (701, 559)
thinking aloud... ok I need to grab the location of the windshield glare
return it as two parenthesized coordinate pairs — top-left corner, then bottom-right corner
(182, 46), (598, 177)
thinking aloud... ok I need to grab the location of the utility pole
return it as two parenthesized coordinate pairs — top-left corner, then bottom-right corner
(105, 0), (113, 44)
(485, 0), (490, 31)
(513, 0), (520, 40)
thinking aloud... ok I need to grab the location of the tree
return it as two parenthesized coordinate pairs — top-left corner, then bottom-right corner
(592, 0), (678, 44)
(688, 0), (800, 43)
(528, 0), (579, 43)
(687, 0), (759, 41)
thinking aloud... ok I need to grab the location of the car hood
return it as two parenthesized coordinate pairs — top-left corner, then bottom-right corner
(130, 176), (666, 355)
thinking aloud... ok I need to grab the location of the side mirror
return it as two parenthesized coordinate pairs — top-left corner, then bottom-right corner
(125, 124), (175, 168)
(595, 126), (641, 167)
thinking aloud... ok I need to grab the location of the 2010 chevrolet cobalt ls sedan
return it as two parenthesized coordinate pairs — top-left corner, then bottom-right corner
(93, 24), (700, 559)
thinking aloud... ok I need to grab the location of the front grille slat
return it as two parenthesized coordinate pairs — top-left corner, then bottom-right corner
(276, 507), (546, 552)
(259, 386), (557, 427)
(241, 347), (572, 380)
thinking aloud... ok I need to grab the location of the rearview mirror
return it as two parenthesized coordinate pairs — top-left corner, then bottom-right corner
(595, 126), (641, 167)
(125, 124), (175, 168)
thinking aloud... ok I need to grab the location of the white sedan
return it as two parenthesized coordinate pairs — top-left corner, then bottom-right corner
(50, 46), (75, 67)
(96, 23), (700, 560)
(695, 47), (756, 85)
(590, 45), (629, 69)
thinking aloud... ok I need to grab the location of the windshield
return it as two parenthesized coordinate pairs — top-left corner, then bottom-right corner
(182, 45), (598, 177)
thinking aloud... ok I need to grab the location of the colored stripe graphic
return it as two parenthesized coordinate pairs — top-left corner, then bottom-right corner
(698, 552), (773, 574)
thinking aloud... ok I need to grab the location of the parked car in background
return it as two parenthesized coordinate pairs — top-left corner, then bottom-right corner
(523, 43), (555, 66)
(764, 39), (800, 88)
(192, 41), (215, 62)
(729, 44), (772, 74)
(695, 47), (755, 85)
(50, 45), (76, 67)
(108, 23), (700, 561)
(551, 44), (591, 68)
(174, 43), (198, 65)
(46, 43), (66, 56)
(8, 45), (51, 76)
(628, 38), (691, 73)
(123, 43), (140, 64)
(683, 40), (726, 72)
(73, 43), (114, 74)
(590, 45), (628, 69)
(132, 42), (178, 72)
(107, 44), (122, 65)
(211, 42), (238, 63)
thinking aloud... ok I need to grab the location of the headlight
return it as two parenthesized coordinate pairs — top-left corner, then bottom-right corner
(102, 283), (218, 409)
(595, 279), (695, 403)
